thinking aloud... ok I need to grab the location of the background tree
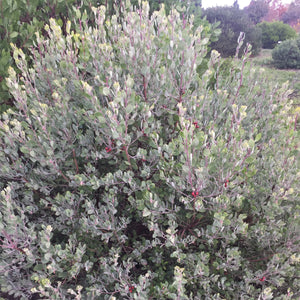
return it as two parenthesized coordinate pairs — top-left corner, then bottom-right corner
(233, 0), (240, 9)
(263, 0), (288, 22)
(202, 6), (262, 56)
(281, 0), (300, 31)
(257, 20), (297, 48)
(245, 0), (269, 24)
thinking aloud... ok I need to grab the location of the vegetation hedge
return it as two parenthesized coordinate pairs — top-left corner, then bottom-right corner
(257, 21), (297, 49)
(202, 6), (262, 57)
(0, 2), (299, 299)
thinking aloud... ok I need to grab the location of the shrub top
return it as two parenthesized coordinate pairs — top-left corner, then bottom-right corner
(272, 37), (300, 69)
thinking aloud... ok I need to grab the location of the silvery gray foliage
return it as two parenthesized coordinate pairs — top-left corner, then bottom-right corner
(0, 1), (299, 299)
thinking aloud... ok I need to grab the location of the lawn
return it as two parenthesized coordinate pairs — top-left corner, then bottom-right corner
(252, 49), (300, 101)
(251, 49), (300, 116)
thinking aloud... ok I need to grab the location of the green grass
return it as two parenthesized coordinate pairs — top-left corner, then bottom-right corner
(252, 49), (300, 90)
(251, 49), (300, 115)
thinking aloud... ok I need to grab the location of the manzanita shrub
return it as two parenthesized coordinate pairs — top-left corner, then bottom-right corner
(0, 2), (299, 299)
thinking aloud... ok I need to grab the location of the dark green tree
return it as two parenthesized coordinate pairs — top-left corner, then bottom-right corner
(245, 0), (269, 24)
(281, 0), (300, 26)
(257, 21), (297, 49)
(202, 6), (262, 57)
(233, 0), (239, 9)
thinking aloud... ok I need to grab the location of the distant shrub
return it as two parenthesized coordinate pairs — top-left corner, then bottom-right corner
(257, 21), (297, 49)
(272, 37), (300, 69)
(0, 2), (299, 299)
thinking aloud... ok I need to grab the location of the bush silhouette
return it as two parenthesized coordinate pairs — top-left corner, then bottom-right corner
(272, 37), (300, 69)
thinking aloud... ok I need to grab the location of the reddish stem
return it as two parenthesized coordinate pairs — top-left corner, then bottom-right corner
(143, 75), (147, 101)
(73, 149), (79, 174)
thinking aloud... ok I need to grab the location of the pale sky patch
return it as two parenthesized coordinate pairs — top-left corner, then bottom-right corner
(202, 0), (294, 9)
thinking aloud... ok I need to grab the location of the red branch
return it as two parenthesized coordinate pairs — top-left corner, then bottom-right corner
(73, 149), (79, 174)
(143, 75), (147, 101)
